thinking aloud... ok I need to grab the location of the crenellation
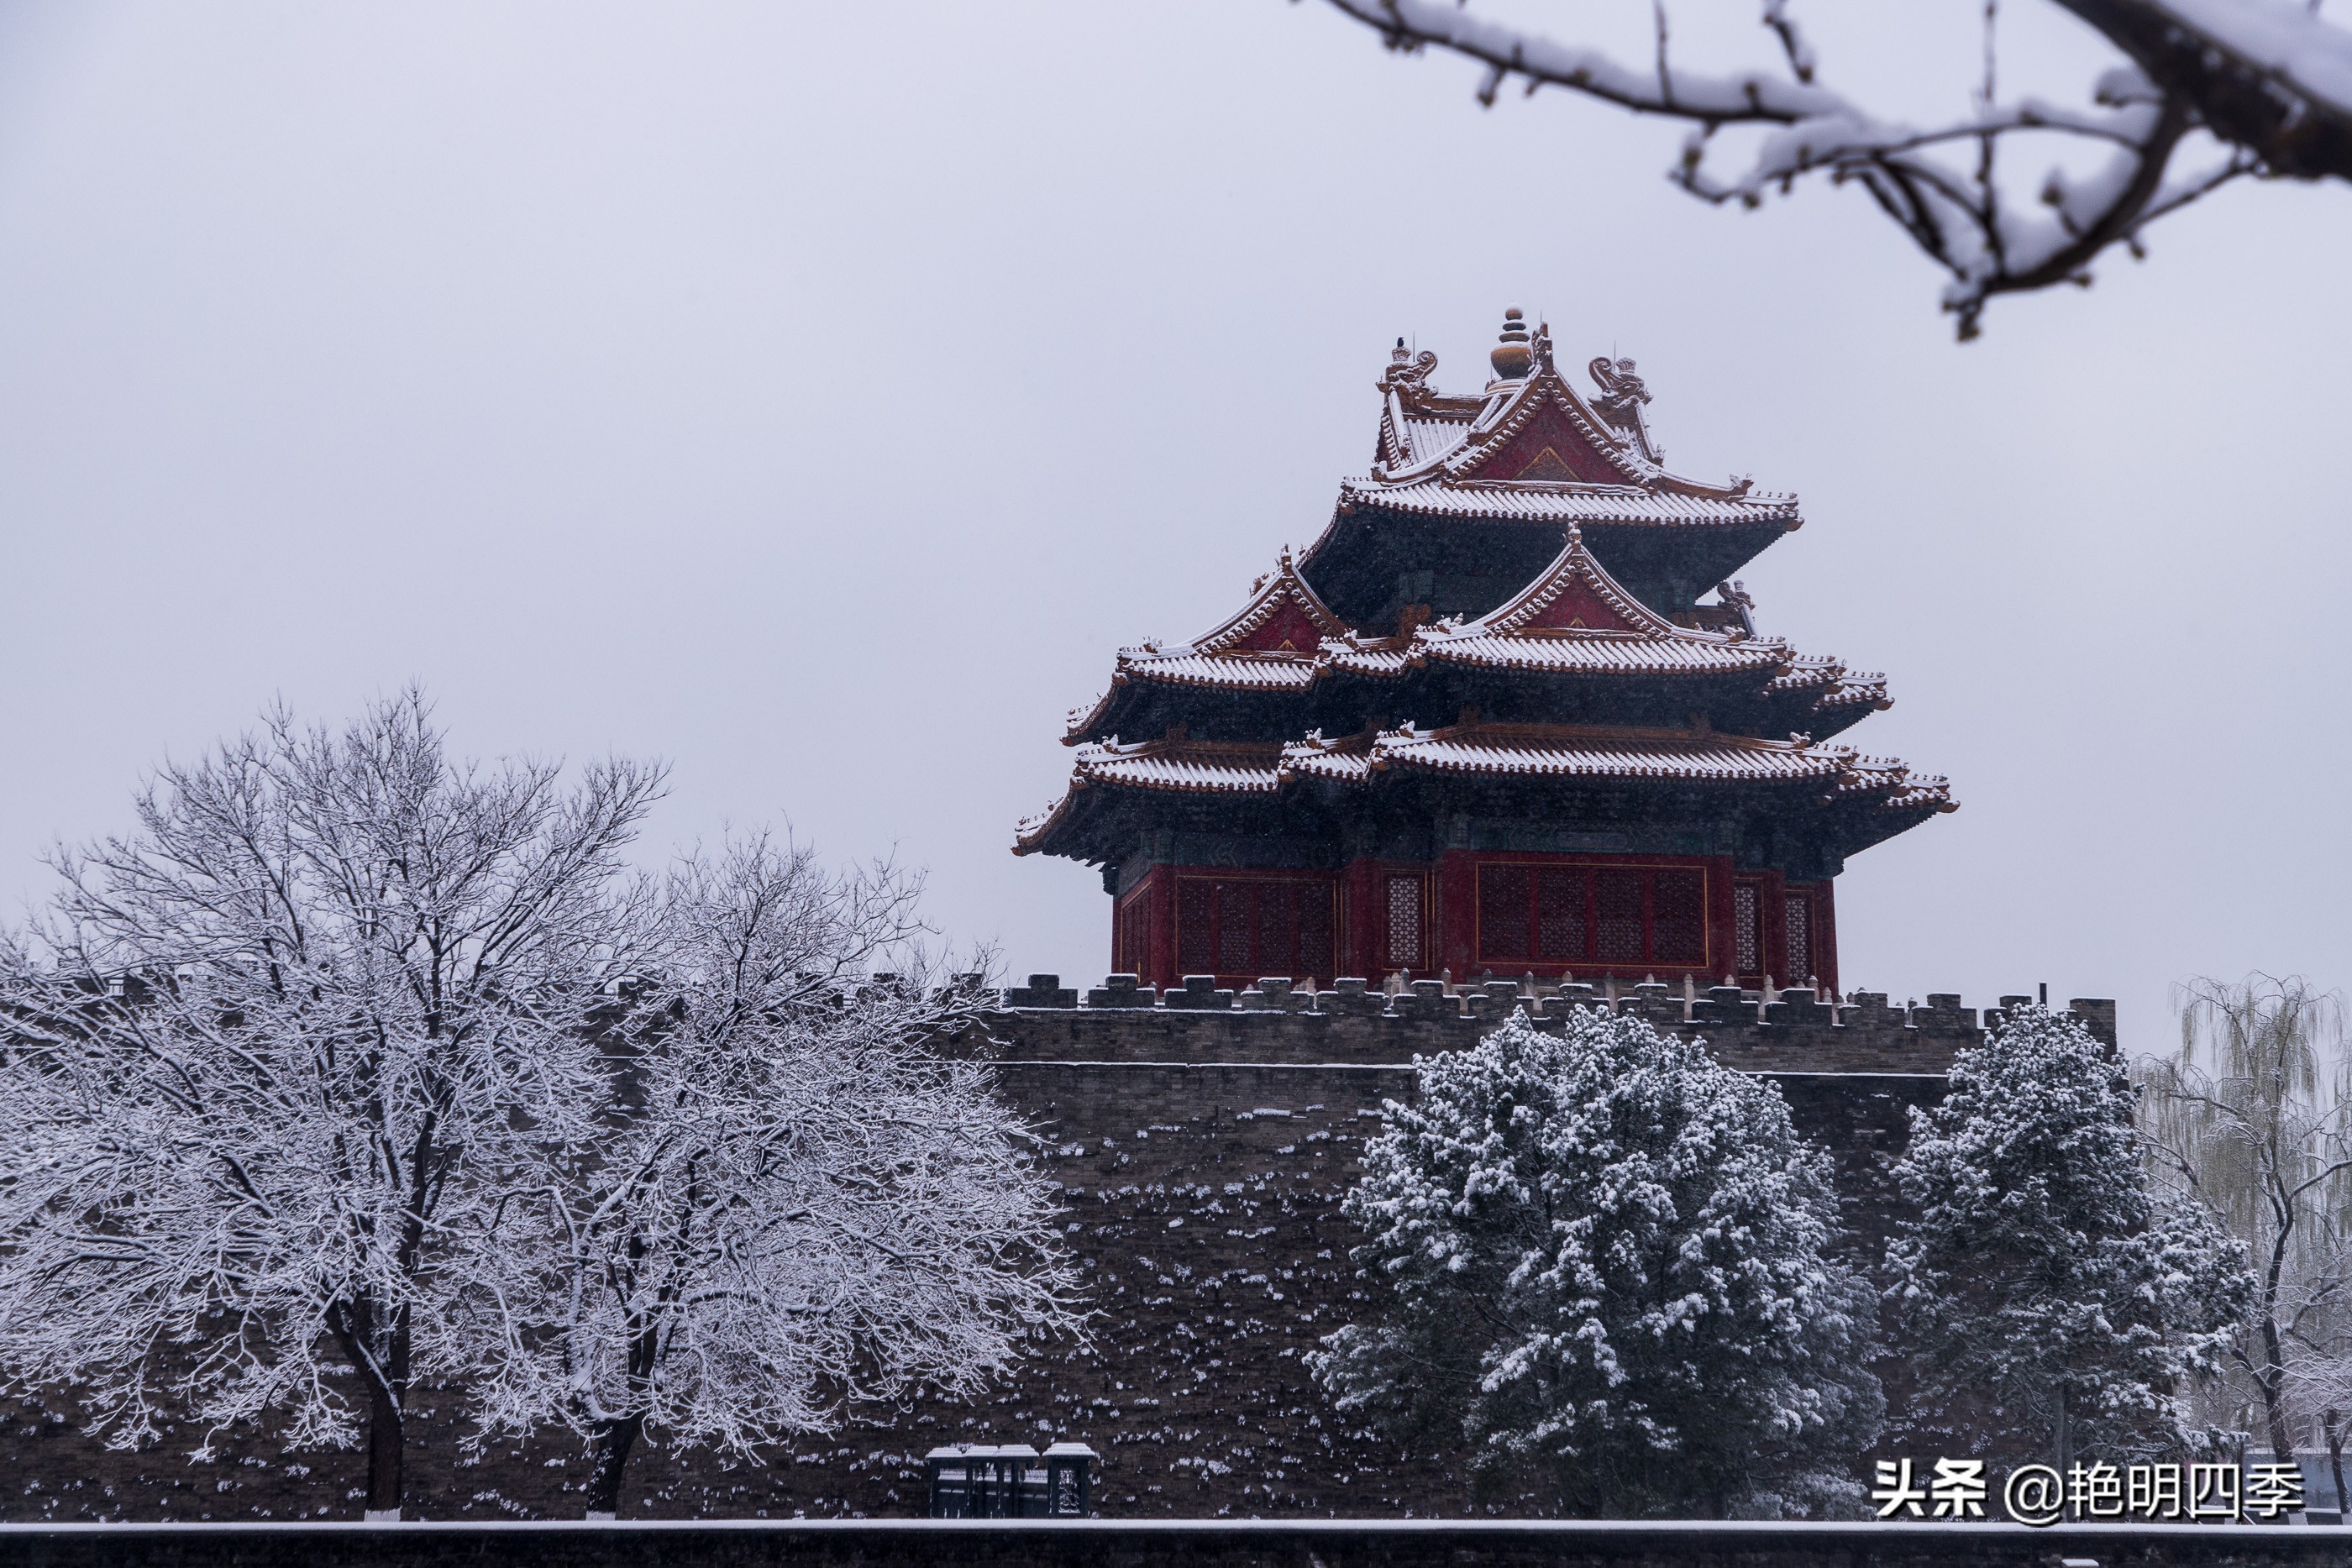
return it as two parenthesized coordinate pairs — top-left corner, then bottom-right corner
(979, 974), (2118, 1073)
(1005, 973), (1079, 1009)
(2070, 997), (2118, 1046)
(1237, 978), (1312, 1013)
(1085, 974), (1156, 1009)
(1762, 985), (1835, 1029)
(1162, 974), (1235, 1011)
(1319, 977), (1385, 1018)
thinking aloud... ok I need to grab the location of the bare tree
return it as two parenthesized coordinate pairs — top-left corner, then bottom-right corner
(467, 834), (1082, 1518)
(1316, 0), (2352, 338)
(2139, 974), (2352, 1464)
(0, 691), (662, 1518)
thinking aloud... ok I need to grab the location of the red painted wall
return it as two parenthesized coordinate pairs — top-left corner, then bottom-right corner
(1110, 855), (1837, 995)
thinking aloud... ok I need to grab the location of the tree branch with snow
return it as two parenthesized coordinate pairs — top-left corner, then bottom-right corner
(1315, 0), (2352, 338)
(461, 833), (1083, 1518)
(0, 689), (662, 1518)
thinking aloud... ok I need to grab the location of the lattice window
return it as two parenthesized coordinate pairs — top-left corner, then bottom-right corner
(1297, 887), (1334, 982)
(1384, 875), (1423, 969)
(1595, 870), (1645, 963)
(1257, 882), (1296, 977)
(1534, 869), (1585, 962)
(1478, 866), (1531, 962)
(1784, 894), (1812, 984)
(1477, 863), (1710, 972)
(1651, 871), (1705, 968)
(1116, 892), (1149, 978)
(1177, 879), (1214, 974)
(1173, 876), (1337, 983)
(1215, 884), (1252, 973)
(1733, 884), (1761, 976)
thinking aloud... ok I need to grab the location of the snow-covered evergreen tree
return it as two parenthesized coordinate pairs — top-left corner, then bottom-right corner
(1885, 1004), (2251, 1462)
(1310, 1009), (1881, 1518)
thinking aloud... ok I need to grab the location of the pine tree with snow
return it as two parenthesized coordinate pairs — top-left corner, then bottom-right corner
(1885, 1004), (2252, 1463)
(1310, 1008), (1881, 1518)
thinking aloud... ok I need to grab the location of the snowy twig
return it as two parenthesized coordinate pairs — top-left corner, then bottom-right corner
(1320, 0), (2352, 337)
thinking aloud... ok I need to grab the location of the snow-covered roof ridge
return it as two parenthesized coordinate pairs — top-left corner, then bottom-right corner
(1386, 528), (1795, 679)
(1438, 373), (1656, 486)
(1061, 549), (1351, 742)
(1143, 545), (1350, 660)
(1016, 714), (1954, 855)
(1061, 532), (1888, 744)
(1333, 478), (1799, 528)
(1456, 528), (1703, 641)
(1356, 312), (1795, 528)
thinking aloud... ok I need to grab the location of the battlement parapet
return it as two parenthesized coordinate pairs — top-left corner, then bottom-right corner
(984, 974), (2116, 1074)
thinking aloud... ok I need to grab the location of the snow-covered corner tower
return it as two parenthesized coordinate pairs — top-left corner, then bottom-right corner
(1019, 308), (1953, 996)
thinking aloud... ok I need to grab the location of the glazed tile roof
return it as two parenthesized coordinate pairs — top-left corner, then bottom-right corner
(1340, 631), (1780, 675)
(1015, 721), (1953, 854)
(1337, 478), (1800, 527)
(1061, 549), (1346, 739)
(1396, 415), (1474, 466)
(1063, 532), (1877, 743)
(1105, 653), (1320, 692)
(1403, 532), (1790, 674)
(1354, 345), (1799, 532)
(1814, 674), (1892, 711)
(1362, 722), (1850, 783)
(1068, 738), (1285, 794)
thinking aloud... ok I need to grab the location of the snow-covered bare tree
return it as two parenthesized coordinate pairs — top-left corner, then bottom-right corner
(1310, 1009), (1881, 1518)
(467, 834), (1082, 1518)
(2137, 974), (2352, 1466)
(1885, 1004), (2251, 1466)
(1315, 0), (2352, 338)
(0, 690), (662, 1518)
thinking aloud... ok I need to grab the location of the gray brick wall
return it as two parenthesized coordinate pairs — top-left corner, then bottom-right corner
(0, 981), (2078, 1522)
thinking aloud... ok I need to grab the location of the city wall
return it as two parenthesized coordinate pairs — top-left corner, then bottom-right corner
(0, 980), (2098, 1523)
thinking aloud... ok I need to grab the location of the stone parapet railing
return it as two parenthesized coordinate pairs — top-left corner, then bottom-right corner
(984, 974), (2116, 1075)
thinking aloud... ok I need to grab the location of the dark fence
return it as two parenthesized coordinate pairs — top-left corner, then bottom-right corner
(0, 1520), (2344, 1568)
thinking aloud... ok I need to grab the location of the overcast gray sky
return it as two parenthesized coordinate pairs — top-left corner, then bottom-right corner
(0, 1), (2345, 1047)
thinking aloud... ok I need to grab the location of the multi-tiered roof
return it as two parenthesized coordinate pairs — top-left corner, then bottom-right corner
(1022, 315), (1948, 864)
(1018, 308), (1951, 992)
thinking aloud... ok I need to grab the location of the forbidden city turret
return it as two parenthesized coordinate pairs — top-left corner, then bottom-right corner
(1016, 308), (1954, 997)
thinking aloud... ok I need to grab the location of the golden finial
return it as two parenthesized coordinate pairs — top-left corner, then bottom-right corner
(1489, 306), (1533, 380)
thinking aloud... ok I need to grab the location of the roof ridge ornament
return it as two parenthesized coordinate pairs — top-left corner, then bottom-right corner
(1714, 579), (1757, 639)
(1588, 354), (1651, 412)
(1381, 338), (1440, 404)
(1489, 307), (1533, 381)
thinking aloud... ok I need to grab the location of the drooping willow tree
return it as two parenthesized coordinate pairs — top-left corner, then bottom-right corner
(2139, 974), (2352, 1472)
